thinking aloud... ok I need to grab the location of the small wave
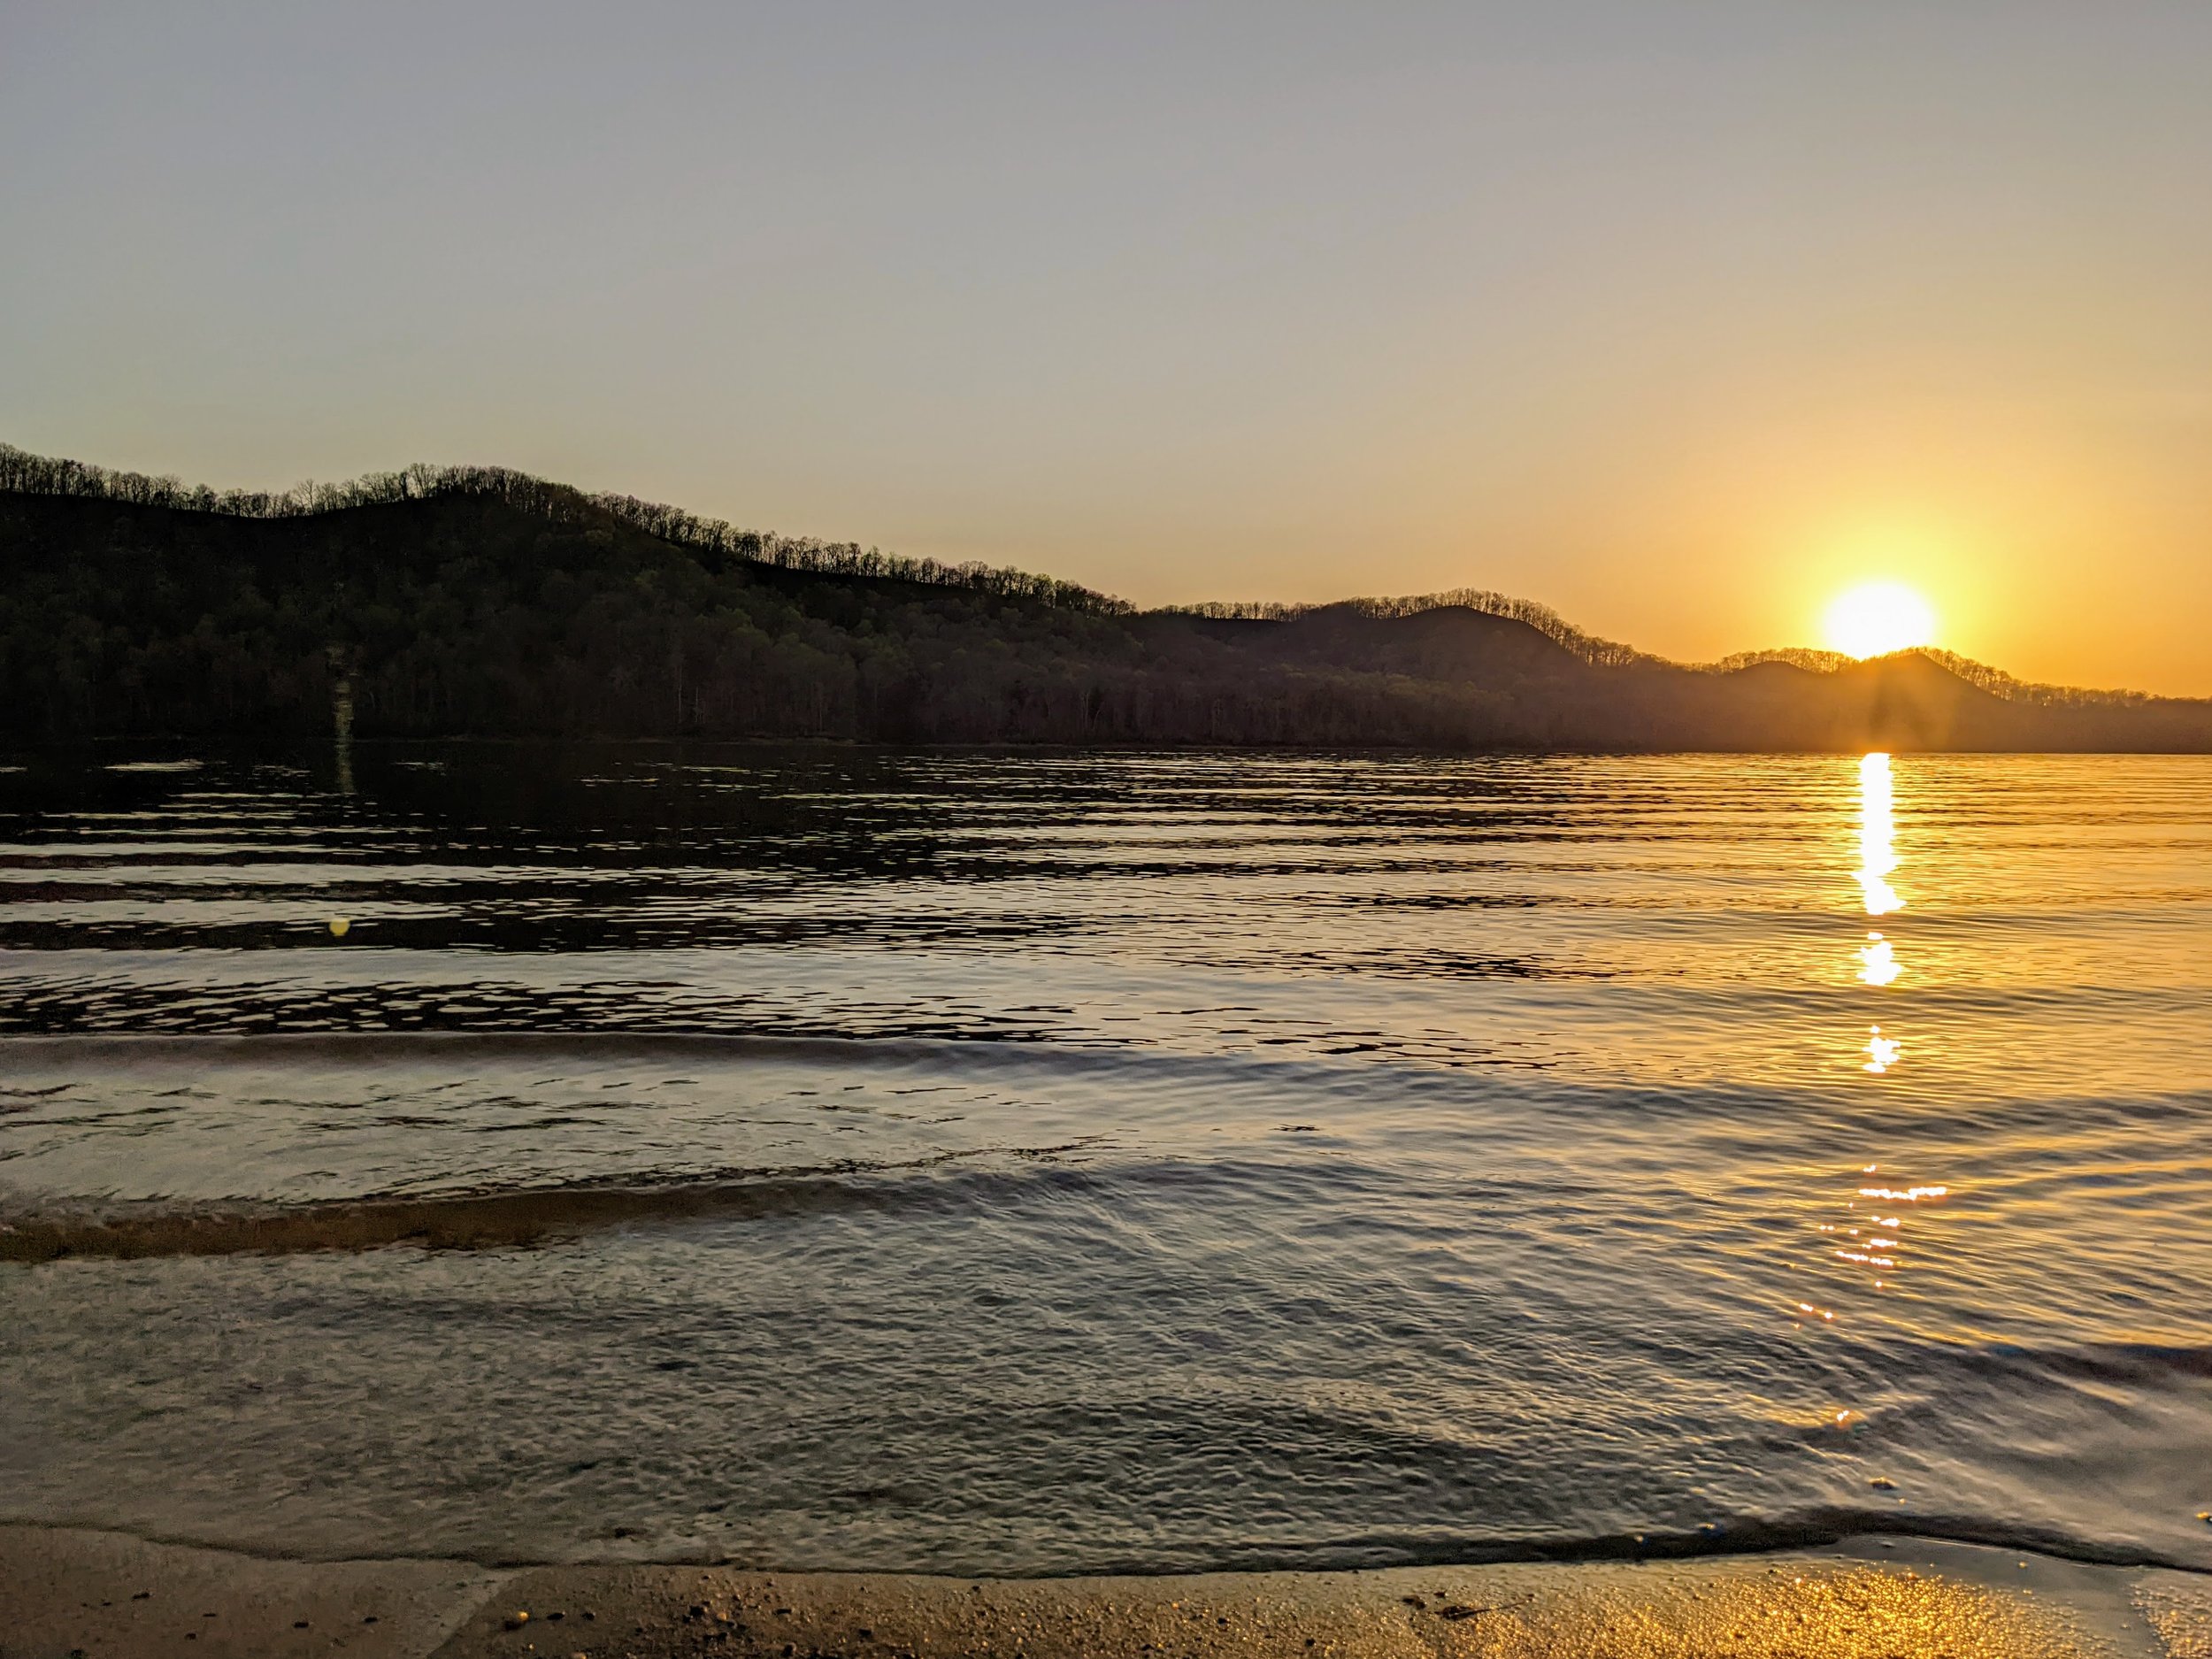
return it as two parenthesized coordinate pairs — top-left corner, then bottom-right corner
(0, 1149), (1102, 1263)
(1972, 1338), (2212, 1386)
(1129, 1509), (2212, 1578)
(0, 1029), (1074, 1069)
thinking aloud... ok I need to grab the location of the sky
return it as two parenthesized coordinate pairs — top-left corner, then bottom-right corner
(4, 2), (2208, 693)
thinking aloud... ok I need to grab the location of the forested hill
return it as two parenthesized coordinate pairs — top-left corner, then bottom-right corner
(2, 456), (2207, 751)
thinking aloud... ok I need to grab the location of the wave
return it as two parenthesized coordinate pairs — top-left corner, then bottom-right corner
(9, 1026), (2207, 1115)
(0, 1149), (1114, 1263)
(0, 1029), (1074, 1067)
(19, 1510), (2202, 1580)
(1123, 1510), (2212, 1578)
(0, 1148), (1531, 1263)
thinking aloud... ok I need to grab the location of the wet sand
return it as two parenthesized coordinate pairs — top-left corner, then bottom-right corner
(0, 1524), (504, 1658)
(5, 1526), (2208, 1659)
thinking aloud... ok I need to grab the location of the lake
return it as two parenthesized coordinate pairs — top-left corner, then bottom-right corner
(2, 745), (2208, 1575)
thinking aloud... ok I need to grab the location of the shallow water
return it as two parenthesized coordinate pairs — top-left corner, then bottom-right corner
(2, 745), (2208, 1573)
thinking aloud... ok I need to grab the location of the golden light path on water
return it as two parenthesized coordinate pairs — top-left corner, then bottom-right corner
(1803, 751), (1950, 1380)
(1856, 753), (1904, 1051)
(1856, 751), (1906, 918)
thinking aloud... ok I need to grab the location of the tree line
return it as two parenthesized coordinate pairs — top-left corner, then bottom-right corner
(0, 444), (1129, 618)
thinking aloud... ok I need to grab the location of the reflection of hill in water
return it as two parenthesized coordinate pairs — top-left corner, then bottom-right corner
(3, 449), (2205, 751)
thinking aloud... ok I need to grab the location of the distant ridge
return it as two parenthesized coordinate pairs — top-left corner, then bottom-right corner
(1, 443), (2204, 750)
(1168, 590), (1657, 671)
(1701, 645), (2161, 711)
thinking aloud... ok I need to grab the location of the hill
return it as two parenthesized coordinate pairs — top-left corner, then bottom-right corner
(2, 447), (2206, 751)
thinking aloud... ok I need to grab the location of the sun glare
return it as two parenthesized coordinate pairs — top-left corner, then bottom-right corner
(1823, 582), (1937, 660)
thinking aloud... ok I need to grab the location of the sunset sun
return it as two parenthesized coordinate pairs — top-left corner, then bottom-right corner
(1823, 580), (1938, 659)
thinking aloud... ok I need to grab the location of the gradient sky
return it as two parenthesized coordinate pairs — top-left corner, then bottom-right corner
(4, 3), (2208, 692)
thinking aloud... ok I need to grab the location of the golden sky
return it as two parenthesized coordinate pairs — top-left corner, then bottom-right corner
(4, 4), (2208, 693)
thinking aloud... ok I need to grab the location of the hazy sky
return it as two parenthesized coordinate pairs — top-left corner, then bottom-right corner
(4, 3), (2208, 691)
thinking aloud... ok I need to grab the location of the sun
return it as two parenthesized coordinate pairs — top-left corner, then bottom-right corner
(1823, 581), (1938, 659)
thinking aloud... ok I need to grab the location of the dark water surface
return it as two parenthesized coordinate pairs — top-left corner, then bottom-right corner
(2, 745), (2208, 1574)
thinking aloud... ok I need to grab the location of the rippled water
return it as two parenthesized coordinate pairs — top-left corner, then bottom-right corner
(2, 745), (2208, 1574)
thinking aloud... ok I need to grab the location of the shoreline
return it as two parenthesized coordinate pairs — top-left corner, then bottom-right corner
(6, 1525), (2206, 1659)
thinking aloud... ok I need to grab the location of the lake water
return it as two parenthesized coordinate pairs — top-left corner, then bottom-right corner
(2, 746), (2208, 1575)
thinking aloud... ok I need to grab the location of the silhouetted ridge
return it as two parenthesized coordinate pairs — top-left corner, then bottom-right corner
(0, 442), (1128, 616)
(2, 444), (2205, 750)
(1171, 589), (1655, 669)
(1704, 644), (2158, 711)
(1707, 647), (1856, 675)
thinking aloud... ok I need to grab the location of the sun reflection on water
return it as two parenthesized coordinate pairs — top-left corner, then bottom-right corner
(1863, 1025), (1901, 1073)
(1856, 751), (1905, 917)
(1857, 933), (1901, 987)
(1793, 754), (1947, 1352)
(1829, 1173), (1951, 1273)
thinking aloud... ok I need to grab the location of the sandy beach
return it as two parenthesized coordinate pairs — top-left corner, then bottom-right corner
(5, 1525), (2207, 1659)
